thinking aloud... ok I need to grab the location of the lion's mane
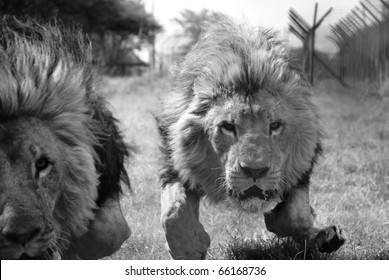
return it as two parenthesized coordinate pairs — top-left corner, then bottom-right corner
(156, 15), (323, 203)
(0, 17), (129, 251)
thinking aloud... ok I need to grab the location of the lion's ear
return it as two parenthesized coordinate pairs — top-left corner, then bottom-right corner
(170, 113), (220, 191)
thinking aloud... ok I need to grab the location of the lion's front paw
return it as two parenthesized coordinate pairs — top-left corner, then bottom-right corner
(164, 217), (210, 260)
(314, 225), (346, 253)
(162, 203), (210, 260)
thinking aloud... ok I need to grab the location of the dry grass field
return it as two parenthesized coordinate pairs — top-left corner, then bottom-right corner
(101, 74), (389, 260)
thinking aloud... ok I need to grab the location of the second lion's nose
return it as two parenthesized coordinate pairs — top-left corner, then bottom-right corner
(239, 162), (270, 182)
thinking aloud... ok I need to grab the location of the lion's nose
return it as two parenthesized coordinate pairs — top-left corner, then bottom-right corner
(2, 227), (42, 245)
(0, 206), (45, 246)
(239, 162), (270, 181)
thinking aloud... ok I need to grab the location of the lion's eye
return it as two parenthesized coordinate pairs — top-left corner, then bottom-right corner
(220, 122), (236, 135)
(269, 121), (283, 134)
(222, 123), (235, 132)
(35, 157), (50, 171)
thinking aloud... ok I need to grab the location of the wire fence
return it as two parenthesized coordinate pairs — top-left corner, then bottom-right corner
(328, 0), (389, 84)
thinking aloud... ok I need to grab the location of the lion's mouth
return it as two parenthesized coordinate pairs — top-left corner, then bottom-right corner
(232, 185), (278, 201)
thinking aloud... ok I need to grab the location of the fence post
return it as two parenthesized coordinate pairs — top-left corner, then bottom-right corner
(309, 3), (318, 84)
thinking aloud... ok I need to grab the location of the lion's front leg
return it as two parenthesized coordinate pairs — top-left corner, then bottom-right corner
(161, 182), (210, 260)
(62, 196), (131, 259)
(264, 186), (346, 253)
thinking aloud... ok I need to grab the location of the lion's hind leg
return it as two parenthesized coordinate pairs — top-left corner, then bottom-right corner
(264, 187), (346, 254)
(161, 182), (210, 260)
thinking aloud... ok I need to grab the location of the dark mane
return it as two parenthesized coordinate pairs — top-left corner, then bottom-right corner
(0, 16), (130, 206)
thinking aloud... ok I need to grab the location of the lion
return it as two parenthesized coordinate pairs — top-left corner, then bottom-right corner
(156, 15), (347, 259)
(0, 17), (131, 259)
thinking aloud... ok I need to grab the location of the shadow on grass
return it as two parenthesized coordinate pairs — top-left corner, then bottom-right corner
(222, 237), (389, 260)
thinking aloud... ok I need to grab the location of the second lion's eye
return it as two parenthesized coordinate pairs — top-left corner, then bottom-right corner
(269, 121), (283, 134)
(220, 122), (236, 135)
(35, 157), (50, 171)
(221, 122), (235, 132)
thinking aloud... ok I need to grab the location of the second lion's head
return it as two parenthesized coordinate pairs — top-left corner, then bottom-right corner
(158, 15), (323, 213)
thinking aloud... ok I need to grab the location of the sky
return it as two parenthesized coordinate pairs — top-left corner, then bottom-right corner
(141, 0), (362, 58)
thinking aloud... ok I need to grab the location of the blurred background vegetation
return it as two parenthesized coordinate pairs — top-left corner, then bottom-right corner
(0, 0), (161, 75)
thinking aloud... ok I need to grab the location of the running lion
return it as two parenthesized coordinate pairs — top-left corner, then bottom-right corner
(156, 15), (346, 259)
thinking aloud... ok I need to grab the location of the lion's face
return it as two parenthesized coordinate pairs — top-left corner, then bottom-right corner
(0, 117), (97, 259)
(201, 87), (319, 212)
(0, 118), (64, 259)
(204, 92), (289, 212)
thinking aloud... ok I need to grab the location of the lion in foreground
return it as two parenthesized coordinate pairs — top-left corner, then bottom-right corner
(156, 15), (347, 259)
(0, 17), (130, 259)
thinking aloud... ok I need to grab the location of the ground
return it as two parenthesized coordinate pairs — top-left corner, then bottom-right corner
(102, 74), (389, 260)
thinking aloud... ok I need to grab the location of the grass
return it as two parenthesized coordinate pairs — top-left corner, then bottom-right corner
(102, 75), (389, 260)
